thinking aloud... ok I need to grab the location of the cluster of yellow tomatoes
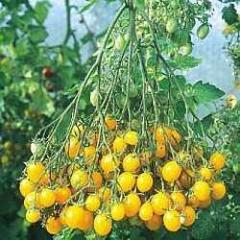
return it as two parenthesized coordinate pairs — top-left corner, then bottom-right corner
(19, 116), (227, 236)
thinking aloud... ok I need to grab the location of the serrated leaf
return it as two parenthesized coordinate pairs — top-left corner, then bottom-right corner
(30, 88), (55, 116)
(170, 56), (201, 70)
(29, 26), (48, 43)
(79, 0), (97, 13)
(34, 1), (49, 24)
(222, 4), (238, 25)
(193, 81), (225, 104)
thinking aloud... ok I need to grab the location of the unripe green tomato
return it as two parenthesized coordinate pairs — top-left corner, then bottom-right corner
(90, 89), (98, 107)
(129, 84), (138, 98)
(166, 19), (178, 34)
(197, 24), (209, 40)
(179, 43), (192, 56)
(114, 35), (126, 50)
(116, 95), (126, 109)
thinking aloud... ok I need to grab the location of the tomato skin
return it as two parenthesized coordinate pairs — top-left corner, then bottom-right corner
(99, 187), (111, 202)
(26, 162), (45, 183)
(136, 172), (153, 193)
(42, 67), (53, 78)
(70, 170), (88, 189)
(166, 19), (177, 34)
(193, 181), (210, 201)
(46, 217), (62, 235)
(24, 191), (42, 209)
(199, 167), (212, 181)
(100, 154), (119, 173)
(151, 192), (171, 215)
(182, 206), (196, 227)
(19, 178), (35, 197)
(55, 187), (71, 204)
(211, 182), (226, 200)
(65, 205), (85, 229)
(78, 210), (93, 231)
(65, 138), (81, 159)
(139, 202), (153, 221)
(26, 209), (41, 223)
(105, 116), (117, 130)
(163, 210), (181, 232)
(162, 161), (182, 182)
(111, 203), (125, 221)
(197, 24), (209, 40)
(210, 152), (225, 171)
(124, 131), (138, 146)
(170, 192), (186, 211)
(145, 214), (162, 231)
(124, 193), (141, 217)
(117, 172), (136, 192)
(39, 188), (56, 208)
(113, 137), (127, 153)
(122, 153), (140, 172)
(85, 194), (101, 212)
(94, 214), (112, 236)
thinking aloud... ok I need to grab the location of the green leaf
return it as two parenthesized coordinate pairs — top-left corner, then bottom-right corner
(29, 26), (48, 43)
(0, 27), (15, 45)
(34, 1), (49, 24)
(193, 81), (225, 104)
(170, 55), (201, 70)
(135, 0), (145, 10)
(79, 0), (97, 13)
(30, 88), (55, 116)
(222, 4), (238, 25)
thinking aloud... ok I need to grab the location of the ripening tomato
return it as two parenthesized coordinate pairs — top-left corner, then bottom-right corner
(192, 181), (210, 201)
(145, 214), (162, 231)
(26, 209), (41, 223)
(55, 187), (71, 204)
(163, 210), (181, 232)
(124, 131), (138, 146)
(26, 162), (45, 183)
(111, 203), (125, 221)
(122, 153), (140, 172)
(100, 154), (119, 173)
(94, 214), (112, 236)
(211, 182), (226, 200)
(170, 192), (186, 211)
(19, 178), (35, 197)
(65, 205), (85, 229)
(136, 172), (153, 193)
(117, 172), (136, 192)
(112, 136), (127, 153)
(139, 202), (153, 221)
(83, 146), (96, 165)
(105, 116), (117, 130)
(65, 137), (81, 159)
(124, 193), (141, 217)
(91, 171), (103, 189)
(42, 67), (53, 78)
(85, 194), (101, 212)
(45, 217), (62, 235)
(155, 143), (166, 158)
(70, 170), (88, 189)
(78, 210), (93, 231)
(182, 206), (196, 227)
(24, 191), (42, 209)
(162, 161), (182, 182)
(99, 187), (112, 202)
(210, 152), (225, 171)
(39, 188), (56, 208)
(151, 192), (170, 215)
(199, 167), (212, 181)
